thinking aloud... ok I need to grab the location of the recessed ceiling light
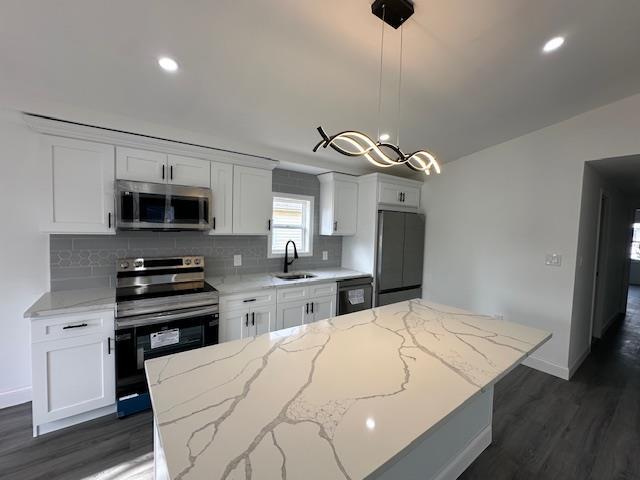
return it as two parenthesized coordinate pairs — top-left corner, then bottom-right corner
(542, 36), (565, 53)
(379, 133), (390, 142)
(158, 56), (179, 72)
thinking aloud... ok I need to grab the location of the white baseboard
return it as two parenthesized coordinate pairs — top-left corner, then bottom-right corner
(568, 347), (591, 379)
(0, 386), (32, 409)
(522, 355), (569, 380)
(433, 425), (492, 480)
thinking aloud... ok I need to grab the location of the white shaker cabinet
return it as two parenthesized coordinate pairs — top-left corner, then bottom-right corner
(116, 147), (167, 183)
(378, 180), (420, 208)
(232, 166), (272, 235)
(219, 305), (276, 342)
(209, 161), (234, 234)
(31, 309), (115, 436)
(318, 172), (358, 235)
(310, 295), (336, 322)
(277, 299), (309, 330)
(42, 137), (115, 234)
(167, 154), (211, 188)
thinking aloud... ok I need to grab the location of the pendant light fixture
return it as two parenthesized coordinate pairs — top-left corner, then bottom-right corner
(313, 0), (441, 176)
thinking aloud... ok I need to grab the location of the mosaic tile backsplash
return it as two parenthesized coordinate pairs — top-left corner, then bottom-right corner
(49, 169), (342, 291)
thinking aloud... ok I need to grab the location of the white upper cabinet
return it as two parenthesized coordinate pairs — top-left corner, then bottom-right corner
(167, 154), (211, 188)
(209, 161), (234, 235)
(42, 137), (115, 234)
(318, 173), (358, 236)
(116, 147), (167, 183)
(233, 166), (272, 235)
(378, 180), (420, 208)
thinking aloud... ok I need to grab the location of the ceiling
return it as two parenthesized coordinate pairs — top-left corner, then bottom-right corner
(2, 0), (640, 176)
(590, 155), (640, 197)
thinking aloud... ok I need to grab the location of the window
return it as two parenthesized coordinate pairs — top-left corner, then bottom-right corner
(631, 223), (640, 261)
(268, 193), (314, 257)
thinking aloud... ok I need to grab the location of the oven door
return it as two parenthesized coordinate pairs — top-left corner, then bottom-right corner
(116, 180), (212, 231)
(115, 306), (219, 416)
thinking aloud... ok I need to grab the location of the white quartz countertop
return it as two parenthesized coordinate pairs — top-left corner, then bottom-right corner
(145, 299), (551, 480)
(24, 287), (116, 318)
(206, 268), (370, 295)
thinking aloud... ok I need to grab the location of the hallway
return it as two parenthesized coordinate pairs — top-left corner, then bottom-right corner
(461, 286), (640, 479)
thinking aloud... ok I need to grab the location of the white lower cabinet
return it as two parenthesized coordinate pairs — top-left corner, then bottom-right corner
(277, 300), (309, 330)
(31, 309), (115, 436)
(219, 305), (277, 342)
(275, 283), (337, 330)
(311, 295), (336, 322)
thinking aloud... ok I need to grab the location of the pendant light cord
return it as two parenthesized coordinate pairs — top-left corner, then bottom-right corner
(397, 24), (403, 146)
(377, 5), (386, 141)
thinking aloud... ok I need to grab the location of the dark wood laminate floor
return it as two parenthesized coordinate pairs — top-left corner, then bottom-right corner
(1, 289), (639, 480)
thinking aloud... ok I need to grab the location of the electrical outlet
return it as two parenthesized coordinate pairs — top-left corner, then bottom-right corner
(545, 254), (562, 267)
(233, 254), (242, 267)
(322, 251), (328, 261)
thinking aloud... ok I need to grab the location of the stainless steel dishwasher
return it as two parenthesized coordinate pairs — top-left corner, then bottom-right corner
(336, 276), (373, 315)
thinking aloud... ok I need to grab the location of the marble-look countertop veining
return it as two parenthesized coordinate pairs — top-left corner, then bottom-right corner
(24, 287), (116, 318)
(206, 268), (370, 295)
(146, 299), (551, 480)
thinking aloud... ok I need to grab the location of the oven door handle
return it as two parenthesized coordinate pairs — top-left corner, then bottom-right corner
(116, 305), (219, 329)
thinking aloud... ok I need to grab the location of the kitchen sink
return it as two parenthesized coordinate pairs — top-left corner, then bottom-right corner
(274, 272), (317, 280)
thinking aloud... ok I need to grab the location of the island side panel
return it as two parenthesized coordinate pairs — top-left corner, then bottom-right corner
(154, 418), (170, 480)
(369, 386), (493, 480)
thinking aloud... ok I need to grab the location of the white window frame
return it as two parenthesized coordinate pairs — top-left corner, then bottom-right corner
(268, 192), (315, 258)
(631, 222), (640, 261)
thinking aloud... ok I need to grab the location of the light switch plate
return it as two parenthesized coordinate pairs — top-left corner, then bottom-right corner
(233, 254), (242, 267)
(322, 251), (328, 261)
(545, 254), (562, 267)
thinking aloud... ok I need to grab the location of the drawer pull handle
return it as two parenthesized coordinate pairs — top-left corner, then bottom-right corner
(63, 323), (88, 330)
(243, 298), (257, 303)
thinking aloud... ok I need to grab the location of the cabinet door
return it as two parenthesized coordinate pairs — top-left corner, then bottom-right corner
(219, 308), (250, 343)
(401, 186), (420, 208)
(167, 154), (211, 188)
(32, 332), (115, 425)
(277, 300), (308, 330)
(43, 137), (115, 234)
(233, 166), (272, 235)
(334, 179), (358, 235)
(311, 295), (336, 322)
(252, 305), (277, 336)
(378, 181), (404, 206)
(116, 147), (167, 183)
(209, 161), (234, 234)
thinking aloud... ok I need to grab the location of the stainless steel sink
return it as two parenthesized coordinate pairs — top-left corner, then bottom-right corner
(274, 272), (317, 281)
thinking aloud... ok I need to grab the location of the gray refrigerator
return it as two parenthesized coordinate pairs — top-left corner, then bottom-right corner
(376, 211), (425, 306)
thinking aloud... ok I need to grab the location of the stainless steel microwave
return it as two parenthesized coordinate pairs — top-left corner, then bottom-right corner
(115, 180), (212, 231)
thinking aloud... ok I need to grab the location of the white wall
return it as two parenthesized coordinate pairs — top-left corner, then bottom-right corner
(0, 110), (49, 407)
(421, 92), (640, 380)
(569, 164), (632, 372)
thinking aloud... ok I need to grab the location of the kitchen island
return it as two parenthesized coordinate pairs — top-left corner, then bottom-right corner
(145, 299), (550, 480)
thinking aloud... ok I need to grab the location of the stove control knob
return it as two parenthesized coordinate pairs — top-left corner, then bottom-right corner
(134, 260), (143, 268)
(185, 258), (192, 266)
(120, 261), (130, 269)
(194, 258), (201, 265)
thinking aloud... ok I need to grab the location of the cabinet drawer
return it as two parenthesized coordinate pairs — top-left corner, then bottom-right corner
(308, 282), (337, 298)
(276, 286), (308, 303)
(31, 310), (114, 343)
(220, 289), (276, 311)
